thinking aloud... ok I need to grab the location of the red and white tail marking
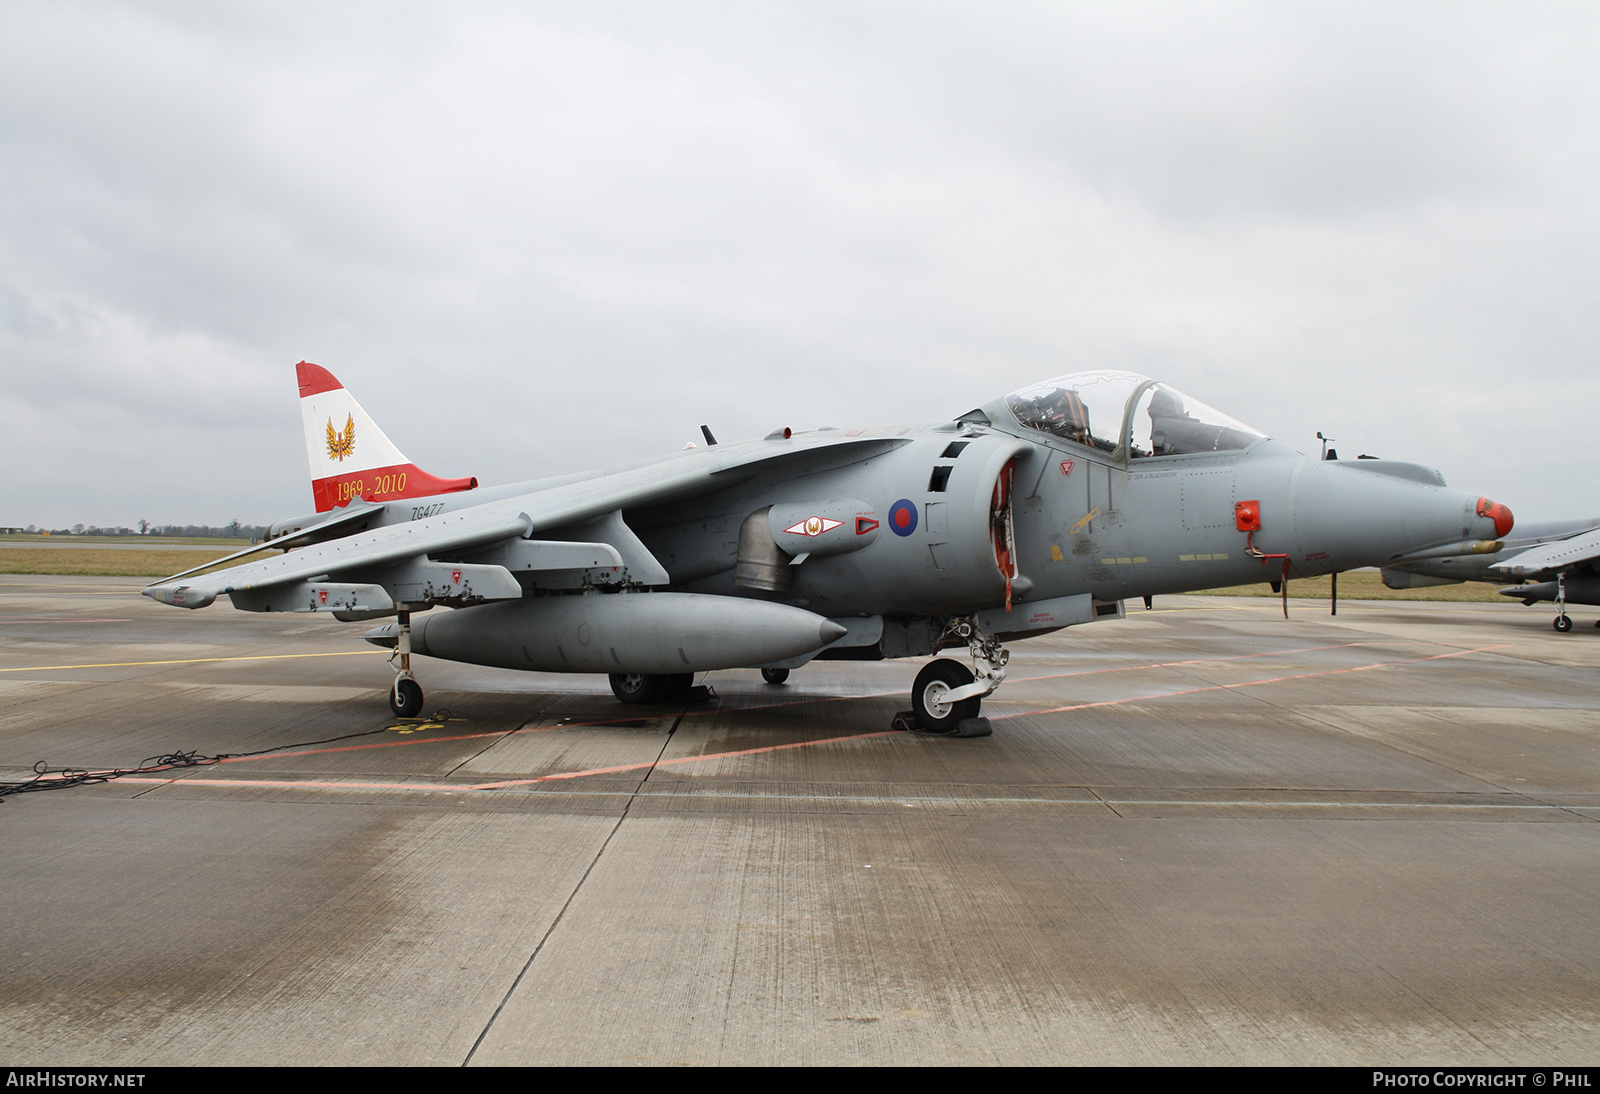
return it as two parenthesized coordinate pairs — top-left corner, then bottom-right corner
(296, 362), (477, 512)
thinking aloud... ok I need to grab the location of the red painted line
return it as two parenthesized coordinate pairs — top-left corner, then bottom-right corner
(221, 727), (522, 762)
(469, 730), (902, 790)
(1004, 641), (1374, 686)
(991, 644), (1512, 720)
(216, 711), (677, 764)
(93, 729), (904, 795)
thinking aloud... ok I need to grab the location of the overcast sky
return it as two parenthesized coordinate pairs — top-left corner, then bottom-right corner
(3, 1), (1597, 528)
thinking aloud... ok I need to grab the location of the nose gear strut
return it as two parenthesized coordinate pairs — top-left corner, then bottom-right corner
(894, 616), (1008, 737)
(941, 618), (1010, 705)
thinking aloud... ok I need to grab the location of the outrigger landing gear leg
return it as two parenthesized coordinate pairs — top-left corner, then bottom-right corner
(896, 618), (1008, 737)
(390, 608), (425, 716)
(1554, 573), (1574, 633)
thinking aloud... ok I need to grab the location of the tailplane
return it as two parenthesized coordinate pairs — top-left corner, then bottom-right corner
(297, 362), (478, 512)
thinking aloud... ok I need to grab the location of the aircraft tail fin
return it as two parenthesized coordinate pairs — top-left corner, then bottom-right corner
(296, 362), (478, 512)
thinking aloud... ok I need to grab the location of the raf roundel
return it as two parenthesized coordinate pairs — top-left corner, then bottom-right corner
(888, 499), (918, 537)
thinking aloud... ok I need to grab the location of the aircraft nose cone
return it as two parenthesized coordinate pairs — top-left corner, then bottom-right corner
(1477, 497), (1514, 538)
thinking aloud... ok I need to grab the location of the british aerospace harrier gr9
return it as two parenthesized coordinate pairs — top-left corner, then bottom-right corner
(145, 364), (1512, 734)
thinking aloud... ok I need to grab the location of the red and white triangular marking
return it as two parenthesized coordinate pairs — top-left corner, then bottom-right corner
(783, 516), (843, 537)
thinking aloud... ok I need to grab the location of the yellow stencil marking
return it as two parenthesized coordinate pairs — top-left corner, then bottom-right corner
(1070, 508), (1101, 534)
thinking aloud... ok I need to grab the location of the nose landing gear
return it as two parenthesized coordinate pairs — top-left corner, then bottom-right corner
(899, 618), (1008, 737)
(910, 659), (981, 730)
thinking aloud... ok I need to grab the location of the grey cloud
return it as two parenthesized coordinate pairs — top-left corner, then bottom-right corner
(1, 1), (1597, 527)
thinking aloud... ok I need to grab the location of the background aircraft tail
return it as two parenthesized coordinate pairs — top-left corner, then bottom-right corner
(297, 361), (477, 512)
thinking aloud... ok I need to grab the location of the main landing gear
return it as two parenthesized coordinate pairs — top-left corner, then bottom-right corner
(897, 619), (1009, 738)
(609, 673), (717, 705)
(609, 672), (693, 704)
(389, 608), (425, 717)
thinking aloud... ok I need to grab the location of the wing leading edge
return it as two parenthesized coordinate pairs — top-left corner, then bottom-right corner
(143, 432), (910, 610)
(1491, 527), (1600, 578)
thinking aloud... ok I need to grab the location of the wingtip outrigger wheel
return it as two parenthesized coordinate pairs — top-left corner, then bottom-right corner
(391, 677), (424, 717)
(1553, 573), (1574, 633)
(389, 608), (425, 717)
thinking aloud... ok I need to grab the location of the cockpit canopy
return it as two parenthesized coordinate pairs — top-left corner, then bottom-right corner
(1002, 371), (1266, 457)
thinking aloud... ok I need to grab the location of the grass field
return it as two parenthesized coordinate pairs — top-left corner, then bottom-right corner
(1191, 568), (1506, 603)
(0, 534), (256, 547)
(0, 548), (256, 578)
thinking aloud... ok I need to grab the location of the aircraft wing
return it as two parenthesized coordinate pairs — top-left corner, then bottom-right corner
(1489, 527), (1600, 578)
(144, 433), (910, 609)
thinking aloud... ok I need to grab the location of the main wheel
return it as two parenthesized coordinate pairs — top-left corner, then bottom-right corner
(1555, 614), (1574, 633)
(390, 677), (424, 717)
(610, 673), (696, 704)
(911, 659), (980, 733)
(761, 668), (790, 685)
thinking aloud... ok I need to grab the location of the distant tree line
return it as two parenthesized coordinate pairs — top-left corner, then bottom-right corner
(18, 521), (270, 540)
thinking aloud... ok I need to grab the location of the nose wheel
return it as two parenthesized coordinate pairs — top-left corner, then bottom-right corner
(897, 618), (1006, 736)
(911, 659), (981, 730)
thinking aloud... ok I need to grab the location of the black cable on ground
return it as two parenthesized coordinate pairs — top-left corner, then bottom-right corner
(0, 710), (452, 803)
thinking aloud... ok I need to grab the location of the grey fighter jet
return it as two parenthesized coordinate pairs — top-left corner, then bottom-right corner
(1383, 517), (1600, 632)
(145, 364), (1513, 733)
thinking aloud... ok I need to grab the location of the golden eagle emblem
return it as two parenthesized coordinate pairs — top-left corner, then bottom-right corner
(325, 414), (356, 462)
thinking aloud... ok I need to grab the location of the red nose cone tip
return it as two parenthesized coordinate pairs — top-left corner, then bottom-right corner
(1477, 497), (1514, 538)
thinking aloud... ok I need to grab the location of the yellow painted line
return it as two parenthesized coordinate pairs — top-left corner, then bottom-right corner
(1069, 509), (1100, 534)
(0, 650), (385, 673)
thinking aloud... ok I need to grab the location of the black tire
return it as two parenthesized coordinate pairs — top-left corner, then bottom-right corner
(1554, 615), (1574, 633)
(761, 668), (790, 685)
(610, 673), (696, 704)
(911, 659), (980, 733)
(390, 678), (424, 717)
